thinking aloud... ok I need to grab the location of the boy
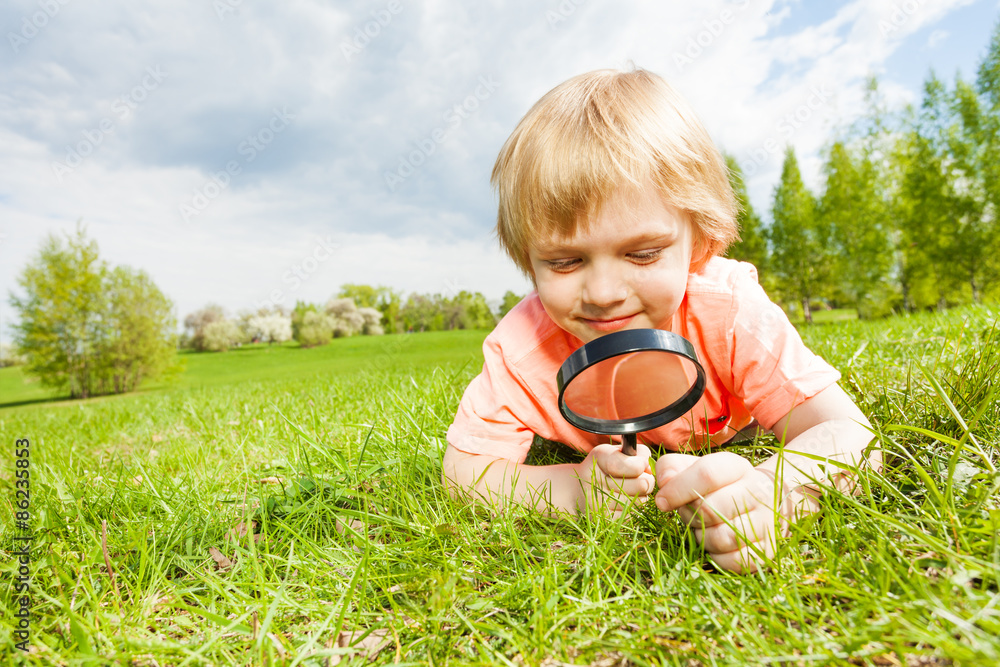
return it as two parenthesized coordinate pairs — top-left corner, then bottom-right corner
(442, 68), (878, 573)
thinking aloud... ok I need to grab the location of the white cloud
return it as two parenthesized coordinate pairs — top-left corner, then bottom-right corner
(0, 0), (991, 334)
(927, 28), (951, 48)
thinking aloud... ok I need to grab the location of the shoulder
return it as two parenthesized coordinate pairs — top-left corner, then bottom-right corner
(685, 256), (760, 297)
(485, 292), (575, 366)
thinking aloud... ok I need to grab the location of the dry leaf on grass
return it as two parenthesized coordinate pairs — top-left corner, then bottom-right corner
(208, 547), (233, 570)
(335, 518), (365, 534)
(328, 628), (391, 664)
(257, 476), (283, 485)
(225, 520), (261, 543)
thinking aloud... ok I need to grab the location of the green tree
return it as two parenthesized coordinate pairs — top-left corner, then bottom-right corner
(183, 303), (225, 351)
(338, 284), (381, 308)
(339, 284), (402, 333)
(97, 266), (179, 391)
(498, 291), (523, 319)
(9, 227), (178, 398)
(947, 77), (997, 303)
(444, 291), (496, 330)
(400, 294), (442, 332)
(817, 141), (894, 317)
(891, 74), (970, 310)
(768, 147), (826, 323)
(724, 154), (769, 276)
(292, 302), (335, 348)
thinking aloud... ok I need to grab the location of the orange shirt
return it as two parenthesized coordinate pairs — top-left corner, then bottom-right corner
(447, 258), (840, 462)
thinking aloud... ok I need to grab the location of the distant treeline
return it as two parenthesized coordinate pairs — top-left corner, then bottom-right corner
(182, 287), (524, 351)
(725, 21), (1000, 321)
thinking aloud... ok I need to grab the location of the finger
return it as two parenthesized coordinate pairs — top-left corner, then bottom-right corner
(655, 452), (753, 512)
(692, 508), (775, 554)
(600, 471), (655, 498)
(595, 443), (654, 479)
(583, 485), (635, 515)
(707, 539), (777, 575)
(654, 453), (700, 486)
(675, 483), (772, 528)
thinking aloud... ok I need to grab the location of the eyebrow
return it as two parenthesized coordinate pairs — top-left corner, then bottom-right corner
(532, 229), (678, 255)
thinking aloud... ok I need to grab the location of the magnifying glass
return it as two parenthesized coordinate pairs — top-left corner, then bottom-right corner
(556, 329), (706, 456)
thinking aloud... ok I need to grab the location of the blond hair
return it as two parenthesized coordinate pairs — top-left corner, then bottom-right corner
(492, 68), (738, 275)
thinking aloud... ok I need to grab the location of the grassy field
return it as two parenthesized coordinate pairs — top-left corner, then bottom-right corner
(1, 310), (998, 665)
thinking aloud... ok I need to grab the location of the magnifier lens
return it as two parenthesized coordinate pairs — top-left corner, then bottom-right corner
(562, 351), (700, 423)
(556, 329), (706, 455)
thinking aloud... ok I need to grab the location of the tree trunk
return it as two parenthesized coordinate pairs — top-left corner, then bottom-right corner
(801, 297), (813, 324)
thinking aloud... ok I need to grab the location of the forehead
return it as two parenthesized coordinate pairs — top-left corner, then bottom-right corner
(530, 185), (690, 251)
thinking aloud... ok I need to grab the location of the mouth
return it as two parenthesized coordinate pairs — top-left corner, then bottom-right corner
(579, 314), (637, 332)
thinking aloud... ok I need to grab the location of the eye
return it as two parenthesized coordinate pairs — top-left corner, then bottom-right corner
(545, 258), (580, 272)
(627, 248), (663, 264)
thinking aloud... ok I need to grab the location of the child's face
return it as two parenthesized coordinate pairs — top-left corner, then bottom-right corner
(528, 183), (694, 343)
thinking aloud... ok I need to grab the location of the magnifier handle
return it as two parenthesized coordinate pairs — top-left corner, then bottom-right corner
(621, 433), (637, 456)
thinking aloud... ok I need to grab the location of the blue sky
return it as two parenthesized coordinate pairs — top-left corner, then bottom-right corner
(1, 0), (997, 341)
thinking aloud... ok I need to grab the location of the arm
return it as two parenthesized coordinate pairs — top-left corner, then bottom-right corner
(655, 383), (878, 572)
(757, 382), (880, 516)
(442, 442), (655, 516)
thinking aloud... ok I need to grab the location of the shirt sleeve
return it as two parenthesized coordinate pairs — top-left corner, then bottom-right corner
(725, 267), (841, 430)
(446, 334), (540, 463)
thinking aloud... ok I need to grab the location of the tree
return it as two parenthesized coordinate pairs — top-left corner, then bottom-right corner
(445, 291), (496, 330)
(358, 307), (384, 335)
(202, 319), (243, 352)
(947, 77), (998, 303)
(498, 291), (523, 319)
(817, 141), (895, 317)
(325, 297), (365, 337)
(184, 304), (225, 351)
(724, 154), (769, 277)
(768, 147), (826, 322)
(892, 74), (967, 310)
(400, 294), (443, 332)
(246, 313), (293, 344)
(98, 266), (179, 390)
(292, 302), (336, 348)
(339, 284), (402, 333)
(9, 227), (178, 399)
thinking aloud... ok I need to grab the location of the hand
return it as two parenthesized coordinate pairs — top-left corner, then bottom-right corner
(574, 443), (655, 515)
(654, 452), (791, 573)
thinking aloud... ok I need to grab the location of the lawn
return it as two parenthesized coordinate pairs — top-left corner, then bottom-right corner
(1, 310), (998, 665)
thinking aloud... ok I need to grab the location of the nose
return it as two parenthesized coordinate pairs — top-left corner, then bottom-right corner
(581, 262), (628, 308)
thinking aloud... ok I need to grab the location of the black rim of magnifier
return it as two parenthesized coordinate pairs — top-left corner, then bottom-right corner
(556, 328), (706, 436)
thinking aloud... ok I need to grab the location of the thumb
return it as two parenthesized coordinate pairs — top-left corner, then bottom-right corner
(655, 453), (700, 486)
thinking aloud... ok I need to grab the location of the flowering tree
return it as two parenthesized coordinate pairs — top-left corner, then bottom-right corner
(247, 313), (293, 344)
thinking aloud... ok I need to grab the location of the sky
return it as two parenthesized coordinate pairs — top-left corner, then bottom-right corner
(2, 0), (998, 340)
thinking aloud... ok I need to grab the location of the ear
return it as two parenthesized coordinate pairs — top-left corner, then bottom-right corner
(686, 225), (713, 273)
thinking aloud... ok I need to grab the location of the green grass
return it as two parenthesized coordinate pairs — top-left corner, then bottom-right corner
(0, 330), (488, 411)
(1, 310), (999, 665)
(787, 307), (859, 326)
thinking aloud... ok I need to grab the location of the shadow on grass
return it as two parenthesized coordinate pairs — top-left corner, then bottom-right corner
(0, 386), (173, 412)
(0, 394), (73, 410)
